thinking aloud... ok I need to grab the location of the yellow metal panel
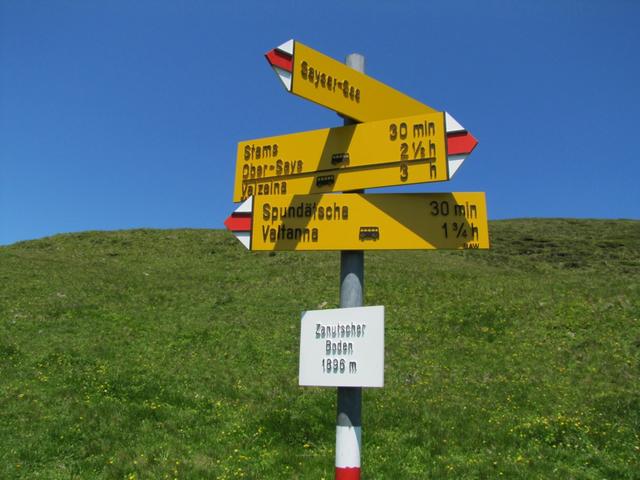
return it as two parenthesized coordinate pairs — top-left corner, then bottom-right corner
(250, 192), (489, 251)
(291, 42), (436, 122)
(234, 112), (448, 202)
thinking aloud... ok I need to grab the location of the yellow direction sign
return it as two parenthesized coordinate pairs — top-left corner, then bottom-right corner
(225, 192), (489, 251)
(234, 111), (454, 203)
(266, 39), (436, 122)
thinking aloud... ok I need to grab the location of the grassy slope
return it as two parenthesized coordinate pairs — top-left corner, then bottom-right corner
(0, 219), (639, 479)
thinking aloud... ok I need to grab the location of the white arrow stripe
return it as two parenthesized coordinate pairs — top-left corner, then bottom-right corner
(445, 112), (465, 133)
(276, 39), (294, 56)
(447, 154), (467, 178)
(235, 232), (251, 249)
(236, 197), (253, 214)
(271, 66), (292, 91)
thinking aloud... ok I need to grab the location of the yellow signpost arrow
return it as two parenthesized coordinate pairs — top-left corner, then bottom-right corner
(225, 192), (489, 251)
(233, 111), (466, 202)
(266, 40), (437, 122)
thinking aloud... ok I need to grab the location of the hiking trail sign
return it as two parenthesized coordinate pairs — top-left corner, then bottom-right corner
(224, 192), (489, 251)
(299, 306), (385, 388)
(226, 39), (487, 254)
(265, 39), (437, 122)
(234, 111), (477, 202)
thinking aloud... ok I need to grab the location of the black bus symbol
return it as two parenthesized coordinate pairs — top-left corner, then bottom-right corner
(359, 227), (380, 241)
(331, 153), (350, 165)
(316, 175), (335, 187)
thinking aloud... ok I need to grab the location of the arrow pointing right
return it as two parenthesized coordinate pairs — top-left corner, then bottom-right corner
(445, 112), (477, 178)
(233, 111), (478, 202)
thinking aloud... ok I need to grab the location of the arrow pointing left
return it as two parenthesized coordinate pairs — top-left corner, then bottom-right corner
(223, 198), (253, 249)
(225, 193), (489, 251)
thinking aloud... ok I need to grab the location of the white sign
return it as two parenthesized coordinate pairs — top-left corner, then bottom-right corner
(299, 305), (384, 387)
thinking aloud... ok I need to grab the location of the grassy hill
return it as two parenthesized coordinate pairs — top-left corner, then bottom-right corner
(1, 219), (639, 479)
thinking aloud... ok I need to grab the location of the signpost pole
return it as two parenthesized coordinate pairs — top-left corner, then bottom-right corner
(336, 52), (365, 480)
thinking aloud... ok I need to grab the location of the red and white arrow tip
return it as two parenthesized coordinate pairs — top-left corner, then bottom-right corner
(265, 39), (294, 92)
(224, 198), (253, 249)
(445, 112), (477, 178)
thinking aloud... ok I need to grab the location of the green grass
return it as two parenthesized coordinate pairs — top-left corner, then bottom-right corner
(1, 219), (639, 479)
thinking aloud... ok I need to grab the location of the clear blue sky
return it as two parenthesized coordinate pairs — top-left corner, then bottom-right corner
(1, 1), (639, 245)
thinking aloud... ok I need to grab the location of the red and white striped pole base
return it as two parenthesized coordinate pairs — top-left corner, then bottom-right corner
(336, 423), (362, 479)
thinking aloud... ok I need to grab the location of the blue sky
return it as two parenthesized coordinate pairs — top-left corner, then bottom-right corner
(1, 0), (639, 245)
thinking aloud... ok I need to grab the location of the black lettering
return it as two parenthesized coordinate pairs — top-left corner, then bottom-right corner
(429, 140), (436, 157)
(399, 122), (407, 139)
(400, 162), (408, 181)
(400, 143), (408, 160)
(333, 203), (341, 220)
(429, 162), (437, 179)
(412, 141), (424, 159)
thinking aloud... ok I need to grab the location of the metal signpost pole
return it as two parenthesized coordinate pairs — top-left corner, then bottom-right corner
(335, 52), (365, 480)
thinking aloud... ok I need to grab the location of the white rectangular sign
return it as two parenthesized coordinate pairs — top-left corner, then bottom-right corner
(298, 305), (384, 387)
